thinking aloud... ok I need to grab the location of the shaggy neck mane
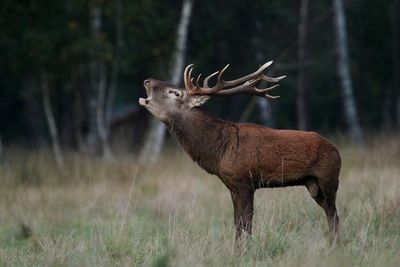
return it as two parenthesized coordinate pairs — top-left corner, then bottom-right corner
(167, 108), (234, 175)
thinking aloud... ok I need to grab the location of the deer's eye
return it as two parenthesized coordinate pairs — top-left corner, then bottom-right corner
(168, 90), (180, 97)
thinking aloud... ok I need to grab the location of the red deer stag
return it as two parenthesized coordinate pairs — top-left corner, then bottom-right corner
(139, 61), (341, 247)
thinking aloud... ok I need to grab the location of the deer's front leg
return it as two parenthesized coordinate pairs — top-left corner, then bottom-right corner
(230, 187), (254, 249)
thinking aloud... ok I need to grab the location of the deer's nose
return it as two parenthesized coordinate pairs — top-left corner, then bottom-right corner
(144, 79), (151, 87)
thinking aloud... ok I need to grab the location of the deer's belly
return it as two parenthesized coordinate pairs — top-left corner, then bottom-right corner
(219, 157), (314, 189)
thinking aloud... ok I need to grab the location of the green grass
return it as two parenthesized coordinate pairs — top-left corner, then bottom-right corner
(0, 135), (399, 266)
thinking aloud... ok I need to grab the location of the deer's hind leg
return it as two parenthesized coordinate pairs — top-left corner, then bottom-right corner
(306, 176), (340, 242)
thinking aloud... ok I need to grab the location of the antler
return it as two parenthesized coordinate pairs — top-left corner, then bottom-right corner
(183, 61), (286, 99)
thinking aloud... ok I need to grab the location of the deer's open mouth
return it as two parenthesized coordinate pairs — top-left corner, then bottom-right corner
(138, 97), (151, 106)
(139, 83), (153, 106)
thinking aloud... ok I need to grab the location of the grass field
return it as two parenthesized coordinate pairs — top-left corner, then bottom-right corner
(0, 135), (399, 266)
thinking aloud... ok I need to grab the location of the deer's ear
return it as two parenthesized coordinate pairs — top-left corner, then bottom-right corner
(187, 95), (210, 108)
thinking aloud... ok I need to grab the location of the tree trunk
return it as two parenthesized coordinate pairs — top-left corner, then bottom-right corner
(139, 0), (193, 163)
(252, 18), (274, 127)
(333, 0), (363, 143)
(256, 98), (273, 126)
(87, 2), (112, 157)
(72, 66), (84, 152)
(96, 63), (112, 158)
(41, 72), (64, 169)
(106, 0), (122, 147)
(170, 0), (193, 86)
(86, 4), (101, 155)
(296, 0), (310, 130)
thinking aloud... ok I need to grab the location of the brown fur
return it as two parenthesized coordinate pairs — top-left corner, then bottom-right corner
(140, 79), (341, 247)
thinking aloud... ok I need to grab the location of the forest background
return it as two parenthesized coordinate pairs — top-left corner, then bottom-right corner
(1, 0), (399, 162)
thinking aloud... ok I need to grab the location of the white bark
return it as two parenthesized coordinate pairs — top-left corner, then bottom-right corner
(252, 19), (274, 127)
(106, 0), (122, 142)
(139, 0), (193, 163)
(88, 3), (112, 157)
(86, 4), (101, 155)
(256, 98), (273, 127)
(333, 0), (363, 143)
(170, 0), (193, 85)
(41, 73), (64, 169)
(139, 119), (168, 163)
(96, 63), (112, 159)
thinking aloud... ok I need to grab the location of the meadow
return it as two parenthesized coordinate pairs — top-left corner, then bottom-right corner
(0, 135), (399, 266)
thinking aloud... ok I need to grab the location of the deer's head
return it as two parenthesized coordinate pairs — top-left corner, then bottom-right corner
(138, 79), (210, 122)
(139, 61), (286, 122)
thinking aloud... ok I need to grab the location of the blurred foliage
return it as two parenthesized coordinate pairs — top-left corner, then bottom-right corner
(0, 0), (397, 145)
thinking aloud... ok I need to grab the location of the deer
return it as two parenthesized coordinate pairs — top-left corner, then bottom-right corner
(138, 61), (341, 248)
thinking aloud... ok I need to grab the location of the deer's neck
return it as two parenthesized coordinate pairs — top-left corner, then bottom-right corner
(167, 109), (233, 175)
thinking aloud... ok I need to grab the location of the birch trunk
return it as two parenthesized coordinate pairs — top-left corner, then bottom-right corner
(252, 19), (274, 127)
(96, 63), (112, 158)
(87, 2), (112, 157)
(296, 0), (310, 130)
(256, 98), (273, 127)
(86, 4), (101, 155)
(139, 0), (193, 163)
(75, 81), (84, 151)
(333, 0), (363, 143)
(41, 72), (64, 169)
(106, 0), (122, 144)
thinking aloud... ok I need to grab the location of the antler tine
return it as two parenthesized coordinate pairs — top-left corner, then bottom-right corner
(259, 60), (274, 70)
(205, 64), (229, 93)
(188, 66), (194, 89)
(265, 94), (280, 99)
(217, 64), (230, 81)
(195, 74), (201, 88)
(254, 84), (280, 93)
(261, 74), (286, 83)
(203, 71), (219, 87)
(190, 78), (195, 88)
(255, 84), (281, 99)
(183, 64), (194, 90)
